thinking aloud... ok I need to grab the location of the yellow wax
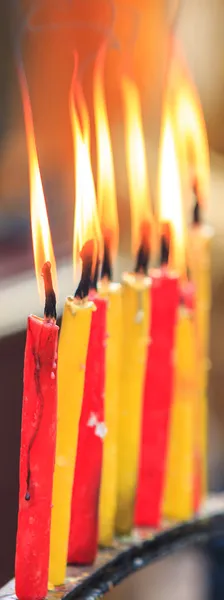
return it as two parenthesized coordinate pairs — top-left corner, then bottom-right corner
(98, 282), (122, 546)
(188, 225), (213, 497)
(163, 306), (198, 521)
(116, 273), (150, 535)
(49, 297), (94, 585)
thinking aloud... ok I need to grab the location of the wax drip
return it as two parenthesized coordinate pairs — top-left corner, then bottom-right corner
(25, 265), (57, 501)
(75, 240), (96, 299)
(25, 327), (45, 501)
(101, 241), (112, 281)
(135, 290), (144, 324)
(25, 332), (57, 500)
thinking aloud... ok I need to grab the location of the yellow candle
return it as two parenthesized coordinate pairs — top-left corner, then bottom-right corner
(97, 281), (122, 546)
(116, 273), (150, 534)
(163, 305), (198, 520)
(188, 224), (213, 497)
(49, 297), (94, 585)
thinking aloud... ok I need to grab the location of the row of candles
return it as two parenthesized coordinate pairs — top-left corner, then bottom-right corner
(15, 36), (211, 600)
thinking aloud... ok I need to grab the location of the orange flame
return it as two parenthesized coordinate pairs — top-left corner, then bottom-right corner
(93, 48), (119, 259)
(70, 68), (102, 279)
(158, 106), (186, 274)
(76, 80), (90, 151)
(122, 74), (153, 256)
(168, 41), (210, 207)
(18, 67), (57, 300)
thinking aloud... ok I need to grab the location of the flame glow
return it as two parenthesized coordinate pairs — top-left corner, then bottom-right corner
(168, 41), (210, 207)
(76, 80), (90, 151)
(18, 67), (57, 299)
(70, 72), (102, 278)
(122, 75), (153, 256)
(93, 48), (119, 259)
(158, 107), (186, 274)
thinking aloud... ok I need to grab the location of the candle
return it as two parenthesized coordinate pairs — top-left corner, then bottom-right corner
(15, 67), (59, 600)
(49, 296), (94, 584)
(49, 71), (100, 584)
(163, 294), (198, 521)
(116, 74), (152, 534)
(15, 268), (58, 600)
(68, 294), (107, 564)
(93, 47), (122, 547)
(167, 41), (211, 503)
(135, 108), (186, 527)
(67, 71), (108, 562)
(98, 283), (122, 545)
(158, 110), (198, 521)
(134, 269), (179, 527)
(188, 199), (213, 502)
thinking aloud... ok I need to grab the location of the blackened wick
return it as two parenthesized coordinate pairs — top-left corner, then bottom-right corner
(101, 241), (112, 280)
(75, 240), (95, 299)
(42, 261), (57, 320)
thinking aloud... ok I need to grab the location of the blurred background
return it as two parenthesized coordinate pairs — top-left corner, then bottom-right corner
(1, 0), (224, 597)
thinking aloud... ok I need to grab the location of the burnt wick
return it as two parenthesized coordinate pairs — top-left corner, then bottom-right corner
(42, 262), (57, 321)
(101, 241), (112, 281)
(134, 243), (150, 275)
(193, 199), (200, 225)
(160, 235), (169, 265)
(192, 181), (201, 225)
(134, 222), (151, 274)
(74, 240), (95, 299)
(90, 259), (100, 290)
(160, 223), (171, 266)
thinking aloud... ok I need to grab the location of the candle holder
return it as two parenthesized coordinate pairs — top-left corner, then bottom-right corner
(0, 498), (223, 599)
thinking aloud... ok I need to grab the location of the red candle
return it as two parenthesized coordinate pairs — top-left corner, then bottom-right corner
(135, 269), (179, 527)
(68, 294), (107, 564)
(15, 264), (59, 600)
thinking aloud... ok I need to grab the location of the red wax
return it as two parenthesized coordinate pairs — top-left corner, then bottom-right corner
(15, 315), (59, 600)
(135, 270), (179, 527)
(68, 295), (107, 564)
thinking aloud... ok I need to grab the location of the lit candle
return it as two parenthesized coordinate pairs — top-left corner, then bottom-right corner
(115, 74), (152, 535)
(161, 111), (199, 522)
(49, 76), (97, 585)
(93, 46), (122, 547)
(15, 68), (59, 600)
(135, 107), (184, 528)
(189, 199), (212, 505)
(67, 76), (107, 565)
(67, 294), (107, 565)
(168, 39), (211, 503)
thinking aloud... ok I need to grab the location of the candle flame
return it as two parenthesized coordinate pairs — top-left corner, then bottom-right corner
(158, 107), (186, 274)
(70, 68), (102, 278)
(122, 74), (153, 257)
(76, 79), (90, 151)
(168, 41), (210, 207)
(93, 48), (119, 259)
(18, 66), (57, 300)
